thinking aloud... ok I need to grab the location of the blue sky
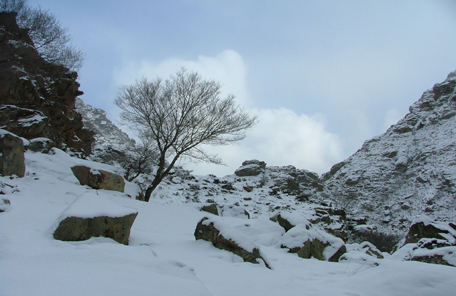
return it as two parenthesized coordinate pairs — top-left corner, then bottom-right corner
(28, 0), (456, 176)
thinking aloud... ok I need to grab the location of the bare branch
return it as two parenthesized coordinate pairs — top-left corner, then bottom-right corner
(116, 68), (258, 201)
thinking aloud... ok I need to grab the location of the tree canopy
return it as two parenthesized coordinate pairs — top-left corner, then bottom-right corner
(116, 69), (257, 201)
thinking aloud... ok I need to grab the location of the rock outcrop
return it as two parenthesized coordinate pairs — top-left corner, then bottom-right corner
(0, 130), (25, 177)
(53, 193), (138, 244)
(279, 224), (347, 262)
(320, 70), (456, 236)
(71, 165), (125, 192)
(0, 12), (94, 155)
(235, 160), (266, 177)
(194, 216), (271, 268)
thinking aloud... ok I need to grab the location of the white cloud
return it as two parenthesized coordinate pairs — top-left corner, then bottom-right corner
(383, 108), (403, 131)
(113, 49), (250, 107)
(113, 50), (344, 177)
(186, 107), (343, 177)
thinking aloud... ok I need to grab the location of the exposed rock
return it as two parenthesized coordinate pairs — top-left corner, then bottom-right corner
(280, 223), (347, 262)
(201, 204), (219, 216)
(71, 165), (125, 192)
(320, 70), (456, 236)
(405, 220), (454, 244)
(28, 137), (53, 153)
(194, 217), (270, 268)
(270, 213), (297, 232)
(53, 192), (138, 245)
(0, 12), (94, 155)
(235, 160), (266, 176)
(0, 130), (25, 177)
(0, 198), (11, 212)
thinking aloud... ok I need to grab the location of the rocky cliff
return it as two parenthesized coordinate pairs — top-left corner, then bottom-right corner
(320, 71), (456, 235)
(0, 12), (93, 155)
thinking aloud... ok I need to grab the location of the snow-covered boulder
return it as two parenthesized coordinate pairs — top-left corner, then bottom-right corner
(71, 165), (125, 192)
(270, 211), (309, 232)
(395, 219), (456, 267)
(53, 192), (138, 245)
(280, 223), (347, 262)
(0, 130), (25, 177)
(0, 198), (11, 212)
(219, 204), (250, 219)
(405, 219), (456, 244)
(194, 216), (271, 268)
(339, 241), (384, 266)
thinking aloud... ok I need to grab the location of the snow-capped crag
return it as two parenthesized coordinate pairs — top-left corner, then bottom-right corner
(75, 98), (135, 153)
(320, 71), (456, 236)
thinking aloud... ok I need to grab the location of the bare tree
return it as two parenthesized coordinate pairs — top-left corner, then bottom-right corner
(1, 0), (84, 71)
(116, 69), (258, 201)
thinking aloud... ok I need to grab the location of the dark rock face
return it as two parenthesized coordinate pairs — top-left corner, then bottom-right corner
(405, 221), (452, 244)
(0, 12), (94, 155)
(53, 213), (138, 245)
(71, 165), (125, 192)
(320, 70), (456, 236)
(235, 160), (266, 177)
(0, 132), (25, 177)
(194, 217), (270, 268)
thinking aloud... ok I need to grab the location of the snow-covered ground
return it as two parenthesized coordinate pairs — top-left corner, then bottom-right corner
(1, 150), (456, 296)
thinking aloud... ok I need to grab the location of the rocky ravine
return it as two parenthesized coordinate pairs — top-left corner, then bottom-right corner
(75, 70), (456, 243)
(320, 70), (456, 236)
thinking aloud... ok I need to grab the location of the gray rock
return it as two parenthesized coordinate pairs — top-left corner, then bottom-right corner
(71, 165), (125, 192)
(235, 160), (266, 177)
(0, 131), (25, 177)
(201, 204), (219, 216)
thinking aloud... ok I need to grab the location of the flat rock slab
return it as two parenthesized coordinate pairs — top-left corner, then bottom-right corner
(53, 192), (138, 244)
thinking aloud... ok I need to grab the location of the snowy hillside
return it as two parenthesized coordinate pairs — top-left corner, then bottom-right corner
(321, 71), (456, 236)
(75, 98), (135, 152)
(2, 149), (456, 296)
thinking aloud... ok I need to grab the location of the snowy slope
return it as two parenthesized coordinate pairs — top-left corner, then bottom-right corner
(75, 98), (135, 152)
(1, 149), (456, 296)
(321, 70), (456, 235)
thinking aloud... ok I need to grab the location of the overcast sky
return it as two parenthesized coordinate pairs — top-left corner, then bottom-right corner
(28, 0), (456, 176)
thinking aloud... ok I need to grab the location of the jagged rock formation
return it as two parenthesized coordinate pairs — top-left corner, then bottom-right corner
(0, 12), (94, 155)
(75, 98), (135, 153)
(320, 70), (456, 236)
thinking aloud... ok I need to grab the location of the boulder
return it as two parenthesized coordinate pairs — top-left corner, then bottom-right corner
(279, 224), (347, 262)
(194, 217), (270, 268)
(53, 192), (138, 245)
(0, 131), (25, 177)
(71, 165), (125, 192)
(200, 204), (219, 216)
(405, 220), (455, 244)
(0, 198), (12, 212)
(235, 160), (266, 177)
(409, 238), (456, 266)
